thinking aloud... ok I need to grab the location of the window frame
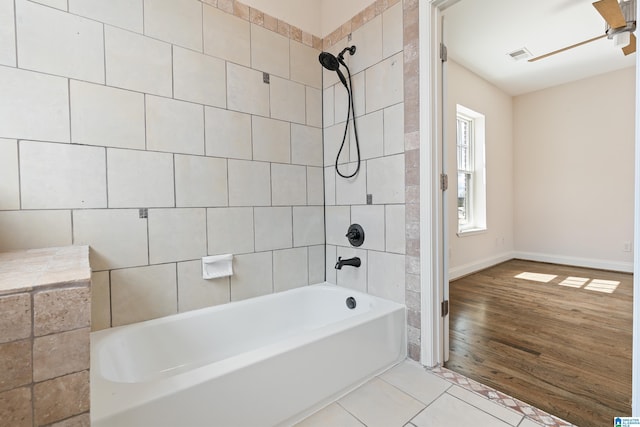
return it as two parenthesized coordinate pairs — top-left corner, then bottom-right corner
(455, 104), (487, 236)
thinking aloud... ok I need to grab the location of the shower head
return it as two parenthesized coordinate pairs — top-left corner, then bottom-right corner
(319, 51), (348, 89)
(318, 46), (356, 90)
(319, 52), (340, 71)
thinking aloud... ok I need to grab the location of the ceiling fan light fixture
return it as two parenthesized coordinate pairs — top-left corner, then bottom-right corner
(604, 0), (637, 37)
(613, 30), (631, 47)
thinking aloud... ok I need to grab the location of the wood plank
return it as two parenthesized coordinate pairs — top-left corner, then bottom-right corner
(445, 259), (632, 427)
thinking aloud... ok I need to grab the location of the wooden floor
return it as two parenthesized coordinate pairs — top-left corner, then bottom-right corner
(445, 259), (632, 427)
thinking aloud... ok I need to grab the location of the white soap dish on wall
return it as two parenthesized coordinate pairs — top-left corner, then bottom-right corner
(202, 254), (233, 279)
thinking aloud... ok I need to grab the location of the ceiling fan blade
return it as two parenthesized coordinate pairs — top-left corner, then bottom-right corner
(622, 33), (637, 55)
(528, 34), (607, 62)
(593, 0), (627, 28)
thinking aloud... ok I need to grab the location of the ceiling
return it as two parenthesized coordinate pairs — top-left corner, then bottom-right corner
(442, 0), (636, 95)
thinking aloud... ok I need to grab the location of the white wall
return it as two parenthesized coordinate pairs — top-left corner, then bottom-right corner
(241, 0), (323, 36)
(447, 61), (515, 279)
(514, 67), (635, 271)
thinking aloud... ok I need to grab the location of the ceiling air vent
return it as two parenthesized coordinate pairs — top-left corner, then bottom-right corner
(507, 47), (532, 61)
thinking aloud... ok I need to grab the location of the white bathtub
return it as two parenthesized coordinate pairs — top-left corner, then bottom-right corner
(91, 283), (406, 427)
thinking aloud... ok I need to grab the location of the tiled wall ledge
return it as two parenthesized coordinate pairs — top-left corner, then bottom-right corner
(200, 0), (323, 49)
(0, 246), (91, 427)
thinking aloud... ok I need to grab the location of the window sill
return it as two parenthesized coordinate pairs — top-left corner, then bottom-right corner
(457, 227), (487, 237)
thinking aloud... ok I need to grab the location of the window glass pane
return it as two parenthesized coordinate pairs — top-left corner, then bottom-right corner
(457, 172), (469, 224)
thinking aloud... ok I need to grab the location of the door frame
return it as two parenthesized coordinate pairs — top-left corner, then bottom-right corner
(420, 0), (640, 414)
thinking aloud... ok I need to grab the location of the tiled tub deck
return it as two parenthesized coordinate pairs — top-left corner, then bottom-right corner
(0, 245), (91, 427)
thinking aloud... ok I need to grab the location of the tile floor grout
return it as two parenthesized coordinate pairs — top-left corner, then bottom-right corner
(296, 360), (577, 427)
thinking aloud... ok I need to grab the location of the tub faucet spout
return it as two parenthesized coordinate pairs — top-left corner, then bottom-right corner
(335, 256), (361, 270)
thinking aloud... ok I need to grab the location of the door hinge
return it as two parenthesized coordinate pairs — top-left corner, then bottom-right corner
(441, 300), (449, 317)
(440, 173), (448, 191)
(440, 42), (448, 62)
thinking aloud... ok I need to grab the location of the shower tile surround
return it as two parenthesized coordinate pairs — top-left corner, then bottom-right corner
(0, 0), (326, 331)
(0, 0), (420, 357)
(0, 246), (91, 427)
(322, 0), (421, 360)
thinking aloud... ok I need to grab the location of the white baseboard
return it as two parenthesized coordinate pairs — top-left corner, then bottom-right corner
(448, 251), (634, 279)
(448, 252), (514, 280)
(513, 251), (634, 273)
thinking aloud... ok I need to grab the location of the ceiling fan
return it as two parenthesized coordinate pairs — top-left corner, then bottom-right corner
(529, 0), (637, 62)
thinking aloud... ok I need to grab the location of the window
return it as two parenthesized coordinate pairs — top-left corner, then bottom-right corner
(456, 105), (486, 234)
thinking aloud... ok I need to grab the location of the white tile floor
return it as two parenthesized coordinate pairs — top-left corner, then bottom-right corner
(295, 360), (557, 427)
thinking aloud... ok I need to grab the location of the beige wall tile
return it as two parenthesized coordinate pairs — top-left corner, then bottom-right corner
(252, 115), (291, 163)
(0, 0), (16, 66)
(291, 40), (322, 89)
(207, 207), (255, 255)
(33, 286), (90, 336)
(0, 211), (72, 253)
(148, 208), (207, 264)
(367, 251), (405, 304)
(227, 63), (270, 116)
(273, 247), (308, 292)
(16, 0), (104, 83)
(69, 0), (143, 33)
(106, 148), (175, 208)
(367, 154), (405, 204)
(204, 107), (252, 160)
(307, 167), (324, 206)
(174, 47), (226, 108)
(306, 86), (322, 128)
(203, 5), (250, 67)
(146, 96), (205, 155)
(251, 24), (289, 79)
(105, 26), (172, 97)
(33, 371), (89, 426)
(177, 260), (230, 312)
(271, 164), (307, 206)
(20, 141), (107, 209)
(293, 206), (325, 247)
(365, 52), (404, 113)
(230, 252), (273, 301)
(0, 340), (32, 392)
(70, 80), (145, 150)
(254, 207), (293, 252)
(292, 124), (323, 167)
(0, 293), (31, 344)
(143, 0), (202, 51)
(227, 160), (271, 207)
(175, 155), (228, 208)
(0, 138), (19, 211)
(350, 15), (383, 74)
(0, 67), (69, 142)
(90, 271), (110, 331)
(73, 209), (148, 271)
(0, 387), (32, 427)
(382, 2), (403, 59)
(33, 328), (89, 382)
(308, 245), (325, 284)
(270, 76), (306, 124)
(111, 264), (177, 326)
